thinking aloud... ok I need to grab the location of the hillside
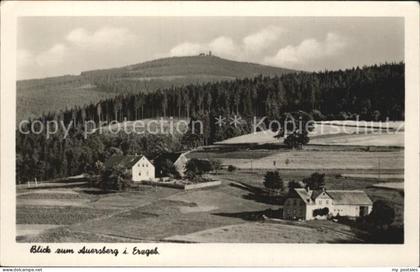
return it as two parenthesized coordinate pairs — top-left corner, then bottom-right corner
(81, 55), (295, 79)
(17, 55), (294, 122)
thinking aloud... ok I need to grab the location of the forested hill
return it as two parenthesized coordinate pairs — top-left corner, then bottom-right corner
(17, 55), (294, 122)
(37, 62), (404, 127)
(16, 62), (404, 183)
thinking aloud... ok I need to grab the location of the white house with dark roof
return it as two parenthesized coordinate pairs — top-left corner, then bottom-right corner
(283, 187), (373, 220)
(104, 155), (155, 182)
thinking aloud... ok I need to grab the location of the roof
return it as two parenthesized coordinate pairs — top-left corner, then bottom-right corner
(311, 189), (325, 201)
(104, 155), (143, 169)
(292, 188), (372, 205)
(293, 188), (314, 204)
(326, 190), (373, 205)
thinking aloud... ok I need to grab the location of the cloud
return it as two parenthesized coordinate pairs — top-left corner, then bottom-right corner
(243, 26), (284, 54)
(20, 26), (137, 71)
(324, 32), (347, 55)
(35, 43), (68, 67)
(169, 26), (285, 60)
(66, 27), (136, 49)
(17, 49), (34, 68)
(208, 36), (238, 57)
(169, 42), (203, 56)
(264, 32), (348, 67)
(169, 36), (239, 58)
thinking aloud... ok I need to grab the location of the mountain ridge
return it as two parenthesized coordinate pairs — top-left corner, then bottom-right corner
(17, 55), (296, 122)
(80, 55), (295, 78)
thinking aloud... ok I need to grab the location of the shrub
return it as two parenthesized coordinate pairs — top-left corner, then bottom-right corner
(287, 180), (302, 192)
(209, 159), (222, 171)
(100, 167), (132, 191)
(367, 200), (395, 229)
(185, 158), (213, 178)
(313, 207), (329, 217)
(227, 165), (237, 172)
(311, 110), (326, 121)
(284, 131), (310, 149)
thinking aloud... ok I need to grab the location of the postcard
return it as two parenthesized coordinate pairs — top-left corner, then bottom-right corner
(1, 1), (419, 267)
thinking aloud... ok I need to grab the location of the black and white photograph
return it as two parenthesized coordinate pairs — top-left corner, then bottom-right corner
(1, 1), (419, 267)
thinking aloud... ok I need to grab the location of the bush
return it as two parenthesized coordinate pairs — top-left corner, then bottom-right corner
(209, 159), (222, 171)
(287, 180), (302, 192)
(100, 167), (132, 191)
(313, 207), (329, 217)
(367, 200), (395, 229)
(311, 110), (326, 121)
(227, 165), (237, 172)
(185, 158), (213, 178)
(189, 175), (211, 184)
(284, 132), (309, 149)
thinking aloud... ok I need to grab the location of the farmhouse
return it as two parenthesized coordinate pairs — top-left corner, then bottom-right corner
(153, 152), (189, 177)
(105, 155), (155, 182)
(283, 188), (373, 220)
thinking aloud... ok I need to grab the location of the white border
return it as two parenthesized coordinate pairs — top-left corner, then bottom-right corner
(1, 1), (419, 267)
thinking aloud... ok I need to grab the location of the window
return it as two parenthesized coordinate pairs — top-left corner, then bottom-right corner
(319, 200), (322, 205)
(139, 172), (141, 176)
(326, 200), (329, 205)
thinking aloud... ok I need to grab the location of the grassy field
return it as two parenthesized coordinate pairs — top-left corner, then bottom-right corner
(217, 121), (404, 147)
(310, 132), (403, 147)
(165, 221), (364, 243)
(16, 166), (403, 243)
(190, 147), (404, 171)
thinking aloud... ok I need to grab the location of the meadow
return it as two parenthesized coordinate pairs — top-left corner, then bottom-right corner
(16, 119), (404, 243)
(16, 166), (403, 243)
(217, 121), (404, 147)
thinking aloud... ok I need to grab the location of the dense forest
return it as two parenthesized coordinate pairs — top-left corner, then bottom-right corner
(32, 62), (404, 125)
(16, 62), (404, 183)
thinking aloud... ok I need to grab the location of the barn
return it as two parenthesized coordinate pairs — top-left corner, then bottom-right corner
(153, 152), (189, 177)
(104, 155), (155, 182)
(283, 187), (373, 220)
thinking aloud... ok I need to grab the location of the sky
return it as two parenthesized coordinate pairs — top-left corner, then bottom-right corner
(17, 17), (404, 80)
